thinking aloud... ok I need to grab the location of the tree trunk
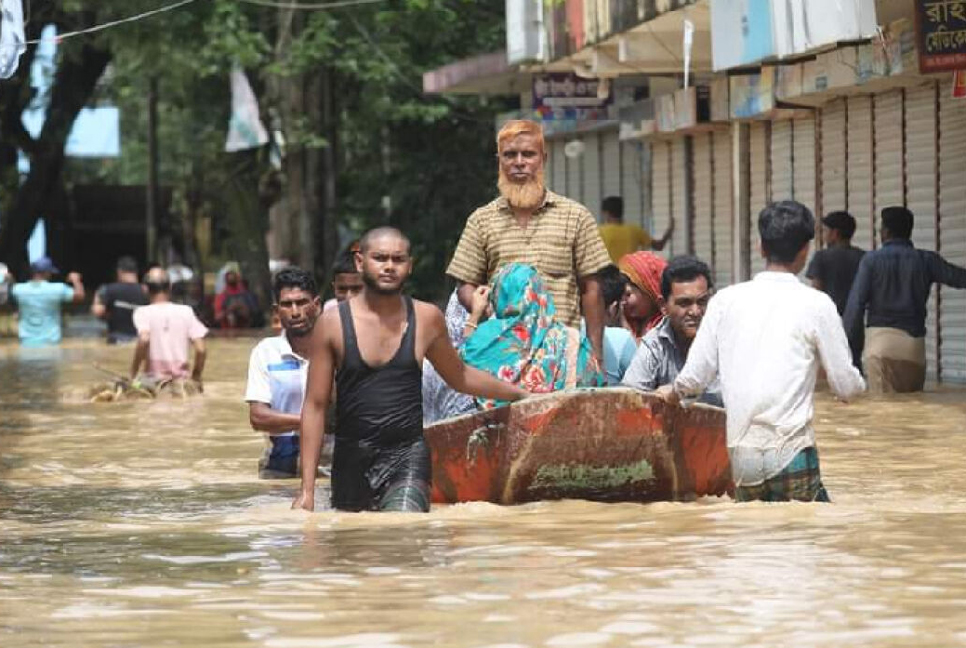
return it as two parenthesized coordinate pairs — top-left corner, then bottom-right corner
(224, 150), (272, 322)
(317, 66), (339, 282)
(0, 41), (111, 277)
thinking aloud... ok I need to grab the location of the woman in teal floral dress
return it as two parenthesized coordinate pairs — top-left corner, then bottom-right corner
(462, 263), (603, 409)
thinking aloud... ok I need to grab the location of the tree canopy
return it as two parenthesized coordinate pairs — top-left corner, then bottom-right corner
(0, 0), (513, 303)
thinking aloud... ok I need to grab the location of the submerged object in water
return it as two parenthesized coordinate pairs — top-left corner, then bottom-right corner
(424, 388), (731, 505)
(87, 375), (202, 403)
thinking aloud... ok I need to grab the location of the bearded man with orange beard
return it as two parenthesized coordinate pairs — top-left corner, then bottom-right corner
(446, 120), (612, 364)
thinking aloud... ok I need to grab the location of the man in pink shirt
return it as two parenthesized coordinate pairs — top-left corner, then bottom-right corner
(130, 267), (208, 385)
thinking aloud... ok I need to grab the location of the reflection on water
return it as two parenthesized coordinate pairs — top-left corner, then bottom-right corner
(2, 338), (966, 647)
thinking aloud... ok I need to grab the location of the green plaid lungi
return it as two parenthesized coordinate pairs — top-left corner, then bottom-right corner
(734, 447), (831, 503)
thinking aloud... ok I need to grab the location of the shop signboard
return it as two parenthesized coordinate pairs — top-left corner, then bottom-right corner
(712, 0), (877, 71)
(532, 73), (611, 109)
(915, 0), (966, 72)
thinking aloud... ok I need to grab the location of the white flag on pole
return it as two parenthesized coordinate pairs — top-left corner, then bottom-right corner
(0, 0), (27, 79)
(683, 19), (694, 89)
(225, 67), (269, 152)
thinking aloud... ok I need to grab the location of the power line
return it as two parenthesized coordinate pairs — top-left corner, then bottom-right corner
(236, 0), (387, 9)
(26, 0), (200, 45)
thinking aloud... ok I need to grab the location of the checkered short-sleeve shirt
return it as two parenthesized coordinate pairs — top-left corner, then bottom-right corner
(446, 191), (611, 327)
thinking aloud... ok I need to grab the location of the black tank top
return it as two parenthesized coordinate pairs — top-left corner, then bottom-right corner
(336, 297), (423, 446)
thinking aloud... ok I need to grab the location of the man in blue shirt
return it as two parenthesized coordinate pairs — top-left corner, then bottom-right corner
(9, 257), (85, 347)
(843, 206), (966, 393)
(246, 267), (321, 478)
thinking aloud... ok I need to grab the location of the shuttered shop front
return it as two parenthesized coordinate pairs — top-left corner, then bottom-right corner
(874, 91), (905, 219)
(692, 133), (714, 268)
(712, 130), (734, 287)
(551, 139), (568, 195)
(670, 137), (690, 256)
(567, 138), (583, 202)
(821, 99), (848, 225)
(905, 83), (941, 381)
(582, 132), (602, 220)
(649, 140), (673, 246)
(749, 122), (769, 275)
(847, 96), (875, 251)
(621, 141), (645, 227)
(770, 119), (794, 203)
(601, 131), (622, 203)
(792, 116), (817, 211)
(939, 79), (966, 382)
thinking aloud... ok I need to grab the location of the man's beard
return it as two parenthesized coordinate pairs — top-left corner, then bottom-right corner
(362, 269), (404, 296)
(498, 168), (545, 210)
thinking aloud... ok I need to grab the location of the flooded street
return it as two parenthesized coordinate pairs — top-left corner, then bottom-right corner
(3, 337), (966, 648)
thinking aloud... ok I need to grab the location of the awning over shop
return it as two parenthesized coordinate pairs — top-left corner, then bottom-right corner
(422, 51), (529, 95)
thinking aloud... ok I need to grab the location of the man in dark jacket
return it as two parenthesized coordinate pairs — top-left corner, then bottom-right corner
(843, 206), (966, 393)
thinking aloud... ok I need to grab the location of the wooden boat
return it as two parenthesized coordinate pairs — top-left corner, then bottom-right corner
(424, 388), (731, 505)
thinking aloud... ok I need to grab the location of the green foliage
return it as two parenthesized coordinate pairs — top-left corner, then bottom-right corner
(27, 0), (513, 299)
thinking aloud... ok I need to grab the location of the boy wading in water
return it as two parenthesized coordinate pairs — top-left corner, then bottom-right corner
(659, 201), (865, 502)
(292, 227), (527, 512)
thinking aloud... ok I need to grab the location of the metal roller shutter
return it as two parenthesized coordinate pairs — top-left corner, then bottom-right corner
(650, 140), (672, 245)
(749, 121), (769, 275)
(551, 139), (568, 195)
(583, 132), (602, 219)
(671, 136), (690, 256)
(622, 141), (645, 228)
(821, 99), (848, 224)
(602, 131), (622, 199)
(713, 129), (734, 287)
(567, 138), (583, 202)
(692, 133), (714, 266)
(847, 96), (875, 251)
(792, 116), (817, 212)
(938, 78), (966, 383)
(874, 91), (905, 226)
(770, 119), (794, 202)
(545, 138), (556, 192)
(905, 83), (940, 382)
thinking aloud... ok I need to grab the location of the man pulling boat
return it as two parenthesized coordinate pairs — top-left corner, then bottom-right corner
(293, 227), (527, 513)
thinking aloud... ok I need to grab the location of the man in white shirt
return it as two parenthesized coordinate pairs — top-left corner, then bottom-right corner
(246, 267), (321, 479)
(658, 201), (865, 502)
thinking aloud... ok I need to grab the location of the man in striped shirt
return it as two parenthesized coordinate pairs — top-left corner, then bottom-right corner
(446, 120), (612, 362)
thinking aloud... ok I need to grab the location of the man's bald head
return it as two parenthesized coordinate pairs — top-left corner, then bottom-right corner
(359, 226), (411, 254)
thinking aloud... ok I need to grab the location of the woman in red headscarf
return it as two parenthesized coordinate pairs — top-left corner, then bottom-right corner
(617, 251), (668, 342)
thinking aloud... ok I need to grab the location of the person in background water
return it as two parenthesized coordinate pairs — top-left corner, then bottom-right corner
(659, 201), (865, 503)
(618, 251), (668, 342)
(8, 257), (84, 347)
(131, 267), (208, 386)
(246, 267), (321, 479)
(0, 262), (9, 305)
(622, 255), (722, 407)
(293, 227), (527, 513)
(323, 245), (364, 312)
(844, 206), (966, 393)
(91, 255), (148, 344)
(594, 265), (637, 385)
(806, 211), (865, 315)
(215, 269), (260, 328)
(446, 119), (611, 366)
(461, 263), (603, 410)
(598, 196), (674, 263)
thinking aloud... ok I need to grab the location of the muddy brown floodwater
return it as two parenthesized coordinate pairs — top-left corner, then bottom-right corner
(2, 337), (966, 647)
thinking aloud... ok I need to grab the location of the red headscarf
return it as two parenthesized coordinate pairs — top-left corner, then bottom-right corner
(618, 251), (668, 338)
